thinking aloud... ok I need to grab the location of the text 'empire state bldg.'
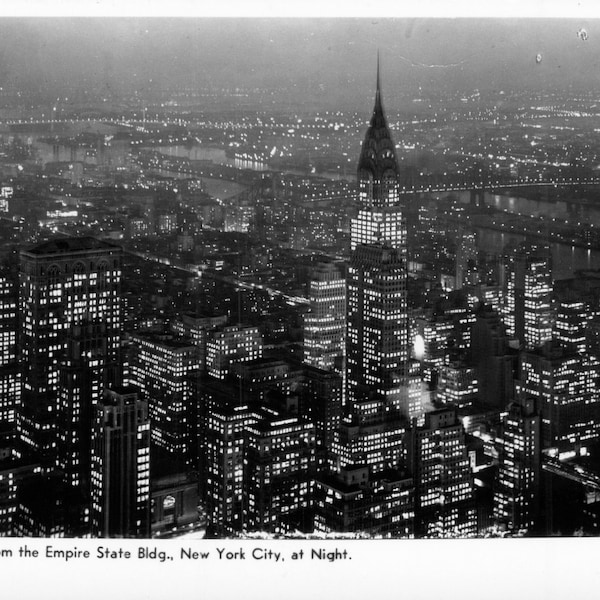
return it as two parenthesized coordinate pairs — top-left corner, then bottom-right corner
(346, 61), (421, 422)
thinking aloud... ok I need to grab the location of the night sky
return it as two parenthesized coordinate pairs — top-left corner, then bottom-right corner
(0, 18), (599, 106)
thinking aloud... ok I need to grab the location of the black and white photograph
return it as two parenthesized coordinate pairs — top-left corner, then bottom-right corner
(2, 2), (600, 597)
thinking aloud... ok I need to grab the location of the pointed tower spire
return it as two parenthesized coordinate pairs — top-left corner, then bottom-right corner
(375, 50), (381, 108)
(357, 53), (400, 206)
(372, 50), (385, 128)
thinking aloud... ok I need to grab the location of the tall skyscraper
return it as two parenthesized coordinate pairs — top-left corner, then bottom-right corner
(554, 298), (588, 354)
(128, 332), (200, 472)
(0, 273), (20, 438)
(493, 398), (541, 534)
(19, 238), (122, 472)
(91, 387), (150, 538)
(345, 59), (419, 421)
(408, 408), (477, 537)
(205, 325), (264, 380)
(505, 242), (552, 349)
(470, 305), (516, 409)
(517, 341), (600, 449)
(303, 262), (346, 374)
(244, 413), (316, 534)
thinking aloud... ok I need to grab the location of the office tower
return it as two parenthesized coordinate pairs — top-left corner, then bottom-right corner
(91, 387), (150, 538)
(345, 60), (421, 423)
(199, 379), (260, 535)
(19, 237), (122, 469)
(436, 362), (478, 409)
(517, 341), (600, 449)
(314, 465), (414, 538)
(505, 242), (552, 349)
(331, 398), (408, 474)
(408, 408), (477, 537)
(170, 312), (228, 372)
(350, 61), (405, 252)
(413, 313), (454, 386)
(455, 231), (478, 289)
(554, 299), (588, 354)
(493, 398), (541, 534)
(303, 262), (346, 374)
(470, 305), (516, 408)
(243, 413), (316, 534)
(347, 244), (419, 418)
(232, 358), (296, 404)
(586, 316), (600, 357)
(0, 273), (20, 438)
(206, 325), (263, 380)
(0, 456), (37, 536)
(129, 332), (200, 471)
(300, 365), (343, 467)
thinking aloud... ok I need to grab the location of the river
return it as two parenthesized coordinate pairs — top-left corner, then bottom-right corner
(451, 191), (600, 279)
(155, 144), (353, 181)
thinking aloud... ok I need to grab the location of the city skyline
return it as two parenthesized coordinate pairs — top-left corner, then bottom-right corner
(1, 10), (600, 544)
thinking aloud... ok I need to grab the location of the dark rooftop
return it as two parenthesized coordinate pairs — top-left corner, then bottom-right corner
(22, 236), (121, 257)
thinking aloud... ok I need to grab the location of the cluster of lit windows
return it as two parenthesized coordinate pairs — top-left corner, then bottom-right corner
(206, 326), (264, 380)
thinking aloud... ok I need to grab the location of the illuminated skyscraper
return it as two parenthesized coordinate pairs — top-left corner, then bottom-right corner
(554, 298), (588, 354)
(129, 332), (200, 470)
(505, 242), (552, 349)
(244, 413), (316, 534)
(206, 325), (263, 380)
(19, 237), (122, 469)
(408, 408), (477, 537)
(517, 341), (600, 449)
(345, 60), (419, 421)
(0, 273), (20, 438)
(303, 262), (346, 374)
(493, 398), (541, 534)
(91, 387), (150, 538)
(351, 59), (405, 252)
(201, 387), (260, 535)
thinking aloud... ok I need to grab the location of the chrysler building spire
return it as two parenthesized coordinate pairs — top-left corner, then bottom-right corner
(357, 55), (400, 208)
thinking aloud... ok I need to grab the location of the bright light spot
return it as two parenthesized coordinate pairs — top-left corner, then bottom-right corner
(414, 334), (425, 360)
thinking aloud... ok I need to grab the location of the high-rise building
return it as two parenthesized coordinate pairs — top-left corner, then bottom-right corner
(331, 397), (408, 474)
(455, 231), (478, 289)
(493, 398), (541, 534)
(170, 312), (228, 372)
(345, 61), (419, 422)
(314, 465), (414, 538)
(436, 362), (479, 408)
(554, 299), (588, 354)
(206, 325), (263, 380)
(470, 305), (516, 409)
(505, 242), (552, 349)
(0, 273), (20, 438)
(408, 408), (477, 537)
(517, 341), (600, 449)
(19, 237), (122, 470)
(244, 413), (316, 534)
(129, 332), (200, 471)
(299, 365), (343, 467)
(303, 262), (346, 374)
(347, 245), (413, 415)
(351, 60), (405, 251)
(91, 387), (150, 538)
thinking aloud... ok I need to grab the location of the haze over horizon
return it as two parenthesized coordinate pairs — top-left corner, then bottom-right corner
(0, 18), (600, 110)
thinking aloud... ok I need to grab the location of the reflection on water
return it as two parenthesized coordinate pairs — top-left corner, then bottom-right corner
(157, 145), (231, 165)
(476, 228), (600, 279)
(457, 190), (600, 225)
(155, 144), (353, 180)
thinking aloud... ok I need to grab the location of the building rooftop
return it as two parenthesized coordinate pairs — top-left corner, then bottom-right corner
(22, 236), (121, 257)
